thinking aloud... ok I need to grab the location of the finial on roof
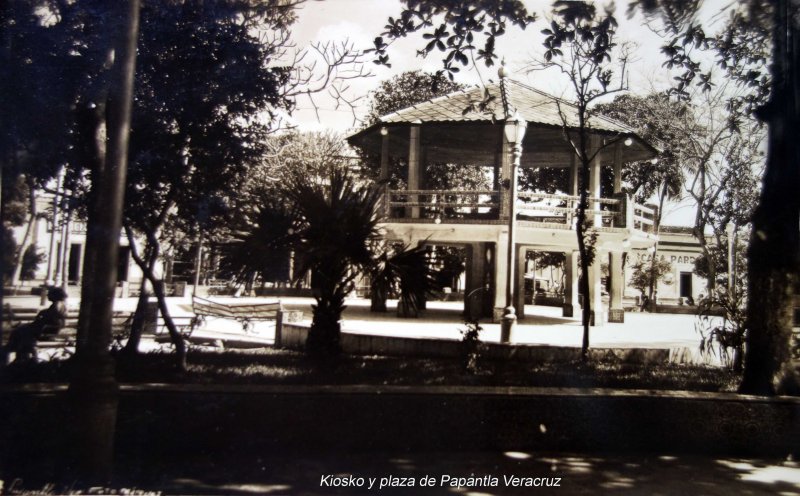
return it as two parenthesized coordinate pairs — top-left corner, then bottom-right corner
(499, 59), (513, 118)
(498, 59), (508, 79)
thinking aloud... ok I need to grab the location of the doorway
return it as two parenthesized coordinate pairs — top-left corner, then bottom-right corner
(68, 243), (82, 283)
(679, 272), (692, 299)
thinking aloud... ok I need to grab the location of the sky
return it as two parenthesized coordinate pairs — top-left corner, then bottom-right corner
(282, 0), (735, 226)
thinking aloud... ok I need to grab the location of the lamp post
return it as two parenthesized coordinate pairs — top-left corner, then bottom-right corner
(500, 112), (527, 343)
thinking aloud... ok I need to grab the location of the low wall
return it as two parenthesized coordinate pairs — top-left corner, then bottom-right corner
(0, 384), (797, 479)
(533, 295), (564, 307)
(254, 287), (313, 297)
(280, 324), (680, 365)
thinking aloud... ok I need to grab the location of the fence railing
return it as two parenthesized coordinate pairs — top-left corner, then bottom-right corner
(386, 189), (500, 221)
(384, 188), (655, 233)
(632, 203), (656, 233)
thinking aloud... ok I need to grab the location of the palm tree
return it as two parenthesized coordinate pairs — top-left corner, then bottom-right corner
(370, 243), (441, 317)
(219, 193), (294, 287)
(283, 168), (383, 356)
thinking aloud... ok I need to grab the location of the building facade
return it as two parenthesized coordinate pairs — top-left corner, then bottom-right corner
(8, 190), (147, 295)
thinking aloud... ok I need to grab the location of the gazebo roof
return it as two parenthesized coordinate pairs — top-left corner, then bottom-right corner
(377, 78), (635, 134)
(348, 78), (658, 165)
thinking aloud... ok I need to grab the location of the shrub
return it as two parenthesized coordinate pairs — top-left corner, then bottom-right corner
(460, 319), (483, 374)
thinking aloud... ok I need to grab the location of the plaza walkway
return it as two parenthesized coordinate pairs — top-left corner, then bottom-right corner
(4, 293), (719, 364)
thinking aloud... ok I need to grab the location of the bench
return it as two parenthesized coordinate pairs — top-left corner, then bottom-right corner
(2, 305), (133, 333)
(180, 296), (301, 348)
(2, 304), (134, 361)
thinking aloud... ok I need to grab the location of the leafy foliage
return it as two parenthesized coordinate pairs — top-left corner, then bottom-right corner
(635, 1), (771, 123)
(0, 0), (95, 190)
(696, 270), (748, 373)
(629, 257), (673, 299)
(694, 235), (749, 371)
(632, 0), (799, 394)
(460, 319), (484, 374)
(20, 246), (45, 281)
(594, 93), (686, 205)
(125, 0), (294, 237)
(218, 195), (294, 285)
(367, 1), (536, 79)
(693, 241), (748, 288)
(519, 168), (569, 195)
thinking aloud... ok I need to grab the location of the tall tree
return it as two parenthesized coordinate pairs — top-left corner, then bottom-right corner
(534, 1), (627, 360)
(118, 2), (366, 366)
(633, 0), (797, 394)
(66, 0), (141, 484)
(119, 0), (293, 368)
(740, 0), (799, 393)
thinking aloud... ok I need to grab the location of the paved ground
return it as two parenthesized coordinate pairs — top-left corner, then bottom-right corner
(3, 293), (721, 364)
(107, 451), (800, 495)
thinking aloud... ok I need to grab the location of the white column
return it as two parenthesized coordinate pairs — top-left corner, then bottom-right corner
(380, 130), (390, 181)
(562, 250), (579, 317)
(608, 251), (625, 323)
(515, 245), (527, 320)
(380, 129), (390, 217)
(589, 250), (605, 326)
(464, 243), (487, 320)
(612, 142), (622, 194)
(493, 234), (509, 321)
(590, 136), (602, 227)
(408, 124), (421, 219)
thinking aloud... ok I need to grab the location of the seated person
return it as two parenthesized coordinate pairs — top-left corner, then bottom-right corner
(2, 287), (68, 363)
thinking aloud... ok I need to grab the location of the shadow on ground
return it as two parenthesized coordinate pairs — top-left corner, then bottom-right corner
(102, 450), (800, 495)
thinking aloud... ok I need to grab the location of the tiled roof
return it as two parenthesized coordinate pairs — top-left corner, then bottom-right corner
(378, 78), (637, 134)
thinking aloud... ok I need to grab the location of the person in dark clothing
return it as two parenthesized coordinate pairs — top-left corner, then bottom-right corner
(2, 287), (68, 363)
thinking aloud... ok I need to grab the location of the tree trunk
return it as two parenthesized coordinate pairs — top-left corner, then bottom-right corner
(647, 182), (668, 311)
(11, 179), (37, 287)
(576, 117), (592, 361)
(306, 297), (343, 356)
(126, 225), (187, 370)
(578, 215), (591, 360)
(370, 284), (388, 312)
(75, 102), (107, 350)
(192, 234), (202, 295)
(0, 156), (6, 355)
(68, 0), (139, 484)
(740, 0), (800, 395)
(306, 273), (343, 357)
(149, 272), (187, 370)
(122, 276), (149, 356)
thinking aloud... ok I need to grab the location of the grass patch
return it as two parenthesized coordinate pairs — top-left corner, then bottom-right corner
(0, 348), (740, 392)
